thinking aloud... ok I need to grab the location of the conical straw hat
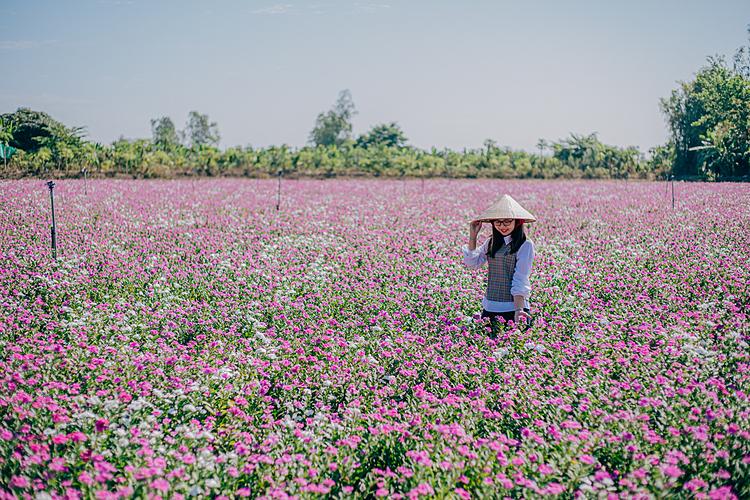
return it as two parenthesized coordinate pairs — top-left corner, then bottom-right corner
(472, 194), (537, 223)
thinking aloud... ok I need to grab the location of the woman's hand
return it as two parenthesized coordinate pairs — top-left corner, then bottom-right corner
(469, 221), (483, 239)
(468, 221), (482, 251)
(514, 309), (531, 325)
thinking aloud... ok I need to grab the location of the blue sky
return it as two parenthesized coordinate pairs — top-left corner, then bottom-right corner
(2, 0), (749, 153)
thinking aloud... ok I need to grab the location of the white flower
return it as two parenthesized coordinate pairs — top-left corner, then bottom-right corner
(103, 399), (120, 411)
(493, 348), (509, 359)
(128, 399), (145, 411)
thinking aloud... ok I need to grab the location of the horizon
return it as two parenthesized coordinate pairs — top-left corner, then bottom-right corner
(2, 0), (749, 154)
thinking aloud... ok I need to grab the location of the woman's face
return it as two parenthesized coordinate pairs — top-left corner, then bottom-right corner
(493, 218), (516, 236)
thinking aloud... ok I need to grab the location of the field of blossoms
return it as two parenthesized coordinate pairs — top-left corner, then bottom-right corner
(1, 178), (748, 499)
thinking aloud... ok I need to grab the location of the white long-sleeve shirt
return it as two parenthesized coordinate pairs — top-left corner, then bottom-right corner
(462, 235), (535, 312)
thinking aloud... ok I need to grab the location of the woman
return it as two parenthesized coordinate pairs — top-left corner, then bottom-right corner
(462, 194), (536, 333)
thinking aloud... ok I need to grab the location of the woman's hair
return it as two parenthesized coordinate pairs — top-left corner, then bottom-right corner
(486, 220), (527, 258)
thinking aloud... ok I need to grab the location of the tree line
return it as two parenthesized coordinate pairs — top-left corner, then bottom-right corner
(0, 107), (652, 180)
(1, 32), (748, 181)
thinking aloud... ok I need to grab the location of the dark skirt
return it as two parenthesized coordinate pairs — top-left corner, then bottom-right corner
(481, 309), (516, 323)
(481, 308), (532, 331)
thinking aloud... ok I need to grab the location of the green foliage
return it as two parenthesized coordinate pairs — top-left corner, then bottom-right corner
(551, 133), (644, 179)
(309, 90), (357, 147)
(150, 116), (180, 150)
(2, 133), (659, 180)
(356, 122), (409, 149)
(0, 108), (85, 154)
(0, 117), (16, 146)
(184, 111), (220, 148)
(659, 33), (750, 180)
(647, 143), (675, 180)
(0, 109), (663, 180)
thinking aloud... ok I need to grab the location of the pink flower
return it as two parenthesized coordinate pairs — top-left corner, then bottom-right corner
(662, 465), (682, 479)
(78, 471), (95, 485)
(715, 469), (731, 479)
(67, 431), (88, 443)
(50, 457), (67, 472)
(594, 470), (611, 482)
(538, 463), (554, 475)
(10, 475), (29, 488)
(408, 483), (435, 498)
(52, 434), (69, 444)
(454, 488), (471, 499)
(150, 478), (170, 492)
(544, 483), (565, 495)
(708, 486), (737, 500)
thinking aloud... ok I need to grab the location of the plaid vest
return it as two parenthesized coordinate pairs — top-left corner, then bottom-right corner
(485, 243), (517, 302)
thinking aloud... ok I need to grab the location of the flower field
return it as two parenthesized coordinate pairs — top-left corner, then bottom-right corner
(1, 178), (748, 499)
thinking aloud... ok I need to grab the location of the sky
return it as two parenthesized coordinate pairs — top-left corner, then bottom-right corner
(2, 0), (749, 154)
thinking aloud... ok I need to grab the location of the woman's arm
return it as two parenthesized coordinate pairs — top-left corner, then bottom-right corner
(462, 233), (489, 269)
(511, 240), (535, 322)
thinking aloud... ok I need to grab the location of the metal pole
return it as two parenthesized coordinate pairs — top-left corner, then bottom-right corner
(82, 168), (88, 196)
(276, 170), (282, 211)
(671, 176), (675, 209)
(47, 181), (57, 260)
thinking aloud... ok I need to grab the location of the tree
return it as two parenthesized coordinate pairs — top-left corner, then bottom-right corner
(0, 117), (15, 144)
(183, 111), (220, 148)
(309, 90), (357, 147)
(659, 29), (750, 179)
(693, 63), (750, 179)
(536, 139), (549, 157)
(0, 108), (84, 153)
(0, 117), (17, 168)
(151, 116), (180, 150)
(356, 122), (408, 148)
